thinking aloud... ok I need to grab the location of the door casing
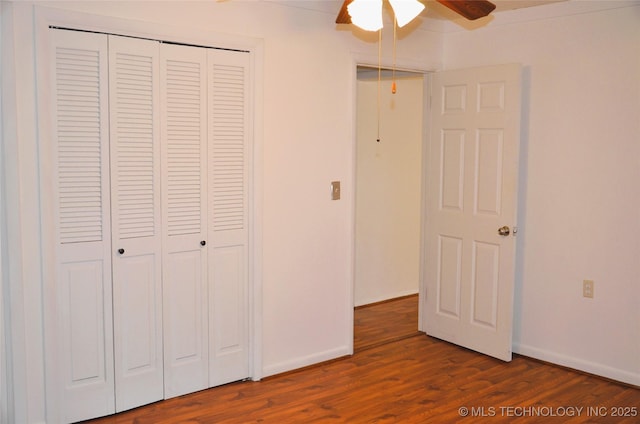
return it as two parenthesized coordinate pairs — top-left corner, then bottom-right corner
(351, 59), (521, 360)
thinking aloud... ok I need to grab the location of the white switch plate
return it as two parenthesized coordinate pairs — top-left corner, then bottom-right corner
(583, 280), (594, 298)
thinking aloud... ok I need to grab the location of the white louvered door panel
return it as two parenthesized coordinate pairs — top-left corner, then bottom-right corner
(47, 29), (115, 423)
(108, 35), (164, 411)
(160, 43), (209, 398)
(208, 49), (251, 386)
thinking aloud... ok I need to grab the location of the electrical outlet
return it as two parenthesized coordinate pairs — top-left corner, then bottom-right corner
(583, 280), (594, 298)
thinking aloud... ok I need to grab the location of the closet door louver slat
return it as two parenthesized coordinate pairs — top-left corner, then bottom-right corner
(57, 47), (104, 244)
(211, 63), (246, 233)
(166, 59), (204, 236)
(112, 52), (156, 239)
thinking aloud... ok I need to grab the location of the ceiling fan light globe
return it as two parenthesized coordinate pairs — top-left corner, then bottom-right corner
(389, 0), (425, 27)
(347, 0), (384, 31)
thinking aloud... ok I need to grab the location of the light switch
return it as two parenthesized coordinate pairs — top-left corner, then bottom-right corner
(331, 181), (341, 200)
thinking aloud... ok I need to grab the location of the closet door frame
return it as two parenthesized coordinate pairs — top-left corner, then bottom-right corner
(34, 6), (264, 424)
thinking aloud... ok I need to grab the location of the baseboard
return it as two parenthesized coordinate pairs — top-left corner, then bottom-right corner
(514, 342), (640, 387)
(355, 290), (419, 308)
(262, 346), (351, 378)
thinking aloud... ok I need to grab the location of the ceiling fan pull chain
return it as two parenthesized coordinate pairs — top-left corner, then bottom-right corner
(392, 18), (397, 94)
(377, 28), (382, 143)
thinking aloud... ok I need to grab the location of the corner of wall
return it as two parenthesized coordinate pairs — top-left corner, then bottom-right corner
(513, 342), (640, 387)
(2, 2), (47, 422)
(0, 0), (8, 419)
(1, 3), (17, 422)
(262, 345), (351, 379)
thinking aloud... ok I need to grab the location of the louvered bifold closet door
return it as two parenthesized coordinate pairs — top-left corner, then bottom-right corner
(208, 49), (251, 386)
(160, 43), (209, 399)
(107, 35), (164, 412)
(47, 29), (115, 424)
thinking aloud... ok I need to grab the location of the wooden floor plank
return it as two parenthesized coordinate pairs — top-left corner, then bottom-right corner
(354, 294), (420, 352)
(85, 296), (639, 423)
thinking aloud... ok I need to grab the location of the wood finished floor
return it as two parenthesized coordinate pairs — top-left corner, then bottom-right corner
(86, 296), (639, 423)
(354, 294), (420, 352)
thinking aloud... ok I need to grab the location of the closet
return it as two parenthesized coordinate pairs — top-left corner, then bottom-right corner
(41, 28), (251, 423)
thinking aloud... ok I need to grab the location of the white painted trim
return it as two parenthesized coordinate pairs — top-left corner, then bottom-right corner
(0, 3), (13, 420)
(0, 164), (7, 424)
(31, 3), (265, 419)
(4, 3), (44, 422)
(352, 52), (440, 76)
(34, 12), (63, 423)
(262, 346), (351, 378)
(248, 38), (265, 382)
(512, 67), (532, 361)
(351, 53), (432, 341)
(346, 60), (357, 356)
(418, 72), (434, 333)
(0, 5), (10, 419)
(34, 5), (256, 53)
(514, 342), (640, 387)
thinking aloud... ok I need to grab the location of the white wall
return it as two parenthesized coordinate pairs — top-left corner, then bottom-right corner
(5, 1), (637, 422)
(443, 2), (640, 385)
(0, 4), (7, 419)
(355, 75), (423, 306)
(1, 1), (443, 421)
(0, 13), (9, 412)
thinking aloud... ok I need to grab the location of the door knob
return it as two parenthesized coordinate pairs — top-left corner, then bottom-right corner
(118, 248), (125, 254)
(200, 240), (206, 246)
(498, 226), (510, 236)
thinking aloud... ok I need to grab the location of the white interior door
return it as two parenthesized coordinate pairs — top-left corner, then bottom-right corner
(425, 63), (521, 361)
(208, 49), (251, 386)
(161, 43), (209, 398)
(47, 29), (115, 423)
(108, 35), (164, 411)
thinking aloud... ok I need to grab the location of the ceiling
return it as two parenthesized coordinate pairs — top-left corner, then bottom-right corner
(270, 0), (568, 23)
(424, 0), (567, 20)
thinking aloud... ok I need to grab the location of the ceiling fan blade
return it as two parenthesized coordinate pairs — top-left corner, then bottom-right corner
(436, 0), (496, 20)
(336, 0), (353, 24)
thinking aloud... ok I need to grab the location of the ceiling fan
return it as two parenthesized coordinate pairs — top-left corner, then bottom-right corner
(336, 0), (497, 24)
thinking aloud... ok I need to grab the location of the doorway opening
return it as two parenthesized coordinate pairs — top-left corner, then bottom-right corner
(353, 65), (426, 352)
